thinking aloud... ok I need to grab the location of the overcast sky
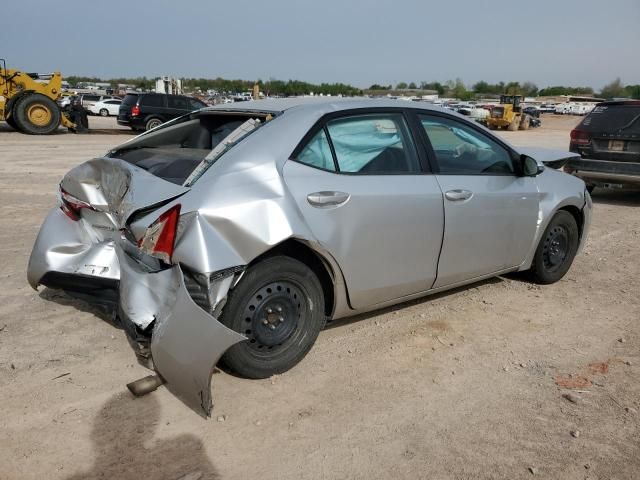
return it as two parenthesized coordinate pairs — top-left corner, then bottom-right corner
(3, 0), (639, 90)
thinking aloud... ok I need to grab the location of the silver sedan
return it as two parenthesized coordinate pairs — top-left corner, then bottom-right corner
(27, 98), (592, 417)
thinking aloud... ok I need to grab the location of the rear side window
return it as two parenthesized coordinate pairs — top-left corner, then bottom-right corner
(326, 114), (419, 173)
(581, 104), (640, 134)
(122, 94), (138, 106)
(297, 129), (336, 171)
(295, 113), (420, 174)
(141, 95), (164, 107)
(83, 95), (99, 101)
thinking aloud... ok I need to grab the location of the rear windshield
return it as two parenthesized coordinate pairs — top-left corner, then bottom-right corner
(108, 111), (271, 185)
(581, 104), (640, 134)
(122, 94), (138, 106)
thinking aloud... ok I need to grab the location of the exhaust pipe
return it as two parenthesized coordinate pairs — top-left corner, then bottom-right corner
(127, 374), (165, 397)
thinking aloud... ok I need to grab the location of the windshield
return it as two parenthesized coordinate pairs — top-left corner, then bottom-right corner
(108, 111), (270, 185)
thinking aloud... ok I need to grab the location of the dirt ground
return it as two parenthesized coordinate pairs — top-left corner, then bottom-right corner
(0, 114), (638, 480)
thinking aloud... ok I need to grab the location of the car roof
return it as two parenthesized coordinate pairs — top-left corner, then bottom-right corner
(201, 97), (448, 115)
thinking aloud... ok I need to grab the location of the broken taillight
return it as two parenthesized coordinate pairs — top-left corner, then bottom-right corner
(137, 204), (181, 263)
(59, 186), (95, 221)
(131, 105), (141, 117)
(570, 129), (591, 145)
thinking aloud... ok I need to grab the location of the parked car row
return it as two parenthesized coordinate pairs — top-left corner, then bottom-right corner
(554, 103), (596, 116)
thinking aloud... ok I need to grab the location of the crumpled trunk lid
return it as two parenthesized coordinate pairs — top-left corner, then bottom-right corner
(60, 157), (191, 226)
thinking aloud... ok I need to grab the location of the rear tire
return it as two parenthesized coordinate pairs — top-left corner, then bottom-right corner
(99, 108), (109, 117)
(145, 117), (163, 131)
(219, 256), (326, 379)
(527, 211), (579, 284)
(13, 94), (61, 135)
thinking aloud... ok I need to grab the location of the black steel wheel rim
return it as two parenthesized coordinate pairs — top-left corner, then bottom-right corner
(542, 225), (569, 271)
(242, 281), (305, 352)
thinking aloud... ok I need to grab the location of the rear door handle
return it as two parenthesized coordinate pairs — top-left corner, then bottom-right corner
(307, 191), (350, 208)
(445, 189), (473, 201)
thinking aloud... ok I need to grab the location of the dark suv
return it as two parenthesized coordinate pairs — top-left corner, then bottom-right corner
(117, 93), (207, 131)
(566, 100), (640, 191)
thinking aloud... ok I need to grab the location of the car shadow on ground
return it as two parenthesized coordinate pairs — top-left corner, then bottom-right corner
(39, 287), (120, 329)
(63, 392), (221, 480)
(590, 188), (640, 207)
(324, 276), (503, 330)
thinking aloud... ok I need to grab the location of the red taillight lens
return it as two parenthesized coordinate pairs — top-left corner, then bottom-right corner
(131, 105), (141, 117)
(137, 204), (181, 263)
(570, 129), (591, 145)
(59, 186), (95, 221)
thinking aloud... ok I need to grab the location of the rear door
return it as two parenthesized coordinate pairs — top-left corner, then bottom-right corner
(283, 110), (444, 309)
(140, 94), (166, 120)
(415, 113), (539, 288)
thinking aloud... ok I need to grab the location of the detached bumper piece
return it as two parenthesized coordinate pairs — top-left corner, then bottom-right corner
(117, 249), (245, 417)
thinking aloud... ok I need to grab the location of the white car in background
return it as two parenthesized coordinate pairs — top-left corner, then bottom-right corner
(569, 103), (595, 115)
(89, 99), (122, 116)
(555, 103), (573, 115)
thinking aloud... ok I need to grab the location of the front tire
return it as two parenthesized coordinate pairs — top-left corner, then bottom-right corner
(219, 256), (325, 379)
(99, 108), (109, 117)
(528, 211), (579, 284)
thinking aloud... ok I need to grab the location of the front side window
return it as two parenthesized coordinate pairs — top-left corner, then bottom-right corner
(189, 98), (207, 109)
(419, 115), (515, 175)
(168, 96), (189, 109)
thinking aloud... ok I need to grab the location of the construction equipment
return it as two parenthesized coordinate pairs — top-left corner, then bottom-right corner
(0, 59), (75, 134)
(486, 95), (531, 131)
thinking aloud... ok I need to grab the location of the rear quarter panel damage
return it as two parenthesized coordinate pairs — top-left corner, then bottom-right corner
(118, 248), (245, 417)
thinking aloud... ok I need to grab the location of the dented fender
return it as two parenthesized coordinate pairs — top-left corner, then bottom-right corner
(117, 248), (245, 417)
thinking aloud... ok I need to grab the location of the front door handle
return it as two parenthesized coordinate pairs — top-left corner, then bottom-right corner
(445, 189), (473, 201)
(307, 191), (350, 208)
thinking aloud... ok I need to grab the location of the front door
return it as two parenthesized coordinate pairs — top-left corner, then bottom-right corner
(416, 113), (539, 288)
(283, 111), (444, 309)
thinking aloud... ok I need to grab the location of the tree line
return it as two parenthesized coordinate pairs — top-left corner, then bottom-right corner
(64, 75), (362, 96)
(372, 78), (640, 100)
(64, 75), (639, 100)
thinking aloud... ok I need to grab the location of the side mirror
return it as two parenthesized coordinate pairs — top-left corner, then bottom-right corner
(522, 155), (544, 176)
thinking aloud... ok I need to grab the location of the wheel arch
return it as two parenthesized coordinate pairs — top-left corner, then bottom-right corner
(247, 239), (337, 318)
(558, 204), (584, 240)
(5, 89), (36, 115)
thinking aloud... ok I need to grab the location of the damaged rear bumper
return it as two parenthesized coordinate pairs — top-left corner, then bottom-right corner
(117, 246), (246, 417)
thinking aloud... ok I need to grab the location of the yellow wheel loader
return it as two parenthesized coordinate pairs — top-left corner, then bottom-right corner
(486, 95), (531, 131)
(0, 59), (75, 134)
